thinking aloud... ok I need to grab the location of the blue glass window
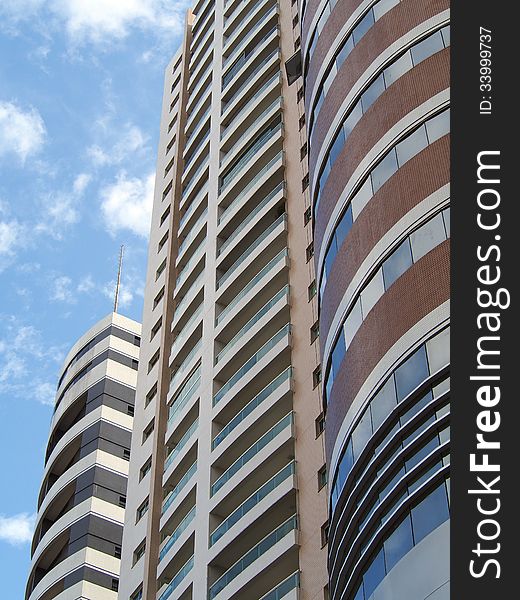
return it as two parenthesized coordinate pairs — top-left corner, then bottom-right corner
(384, 514), (414, 571)
(332, 330), (346, 376)
(363, 547), (385, 598)
(336, 36), (355, 68)
(411, 482), (449, 543)
(353, 10), (375, 45)
(352, 409), (373, 460)
(361, 74), (385, 113)
(394, 345), (429, 401)
(382, 237), (413, 289)
(371, 378), (398, 430)
(371, 148), (398, 193)
(336, 205), (353, 247)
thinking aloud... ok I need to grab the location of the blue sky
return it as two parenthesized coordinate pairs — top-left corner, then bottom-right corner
(0, 1), (188, 596)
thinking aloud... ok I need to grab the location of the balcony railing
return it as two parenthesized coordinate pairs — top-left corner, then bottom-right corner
(173, 273), (204, 324)
(162, 461), (197, 514)
(208, 515), (297, 599)
(212, 366), (291, 449)
(215, 248), (288, 326)
(211, 412), (293, 496)
(186, 106), (210, 145)
(218, 182), (284, 257)
(218, 151), (283, 223)
(164, 419), (199, 472)
(179, 184), (208, 231)
(183, 128), (210, 171)
(215, 287), (289, 365)
(260, 572), (300, 600)
(176, 241), (205, 290)
(181, 156), (209, 202)
(172, 304), (203, 355)
(220, 122), (282, 194)
(221, 72), (280, 139)
(170, 339), (202, 391)
(213, 324), (290, 406)
(217, 214), (286, 290)
(177, 208), (208, 262)
(210, 461), (295, 546)
(159, 506), (196, 562)
(168, 365), (201, 423)
(222, 48), (279, 111)
(158, 555), (194, 600)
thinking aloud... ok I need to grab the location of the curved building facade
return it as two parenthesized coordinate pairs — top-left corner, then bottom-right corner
(300, 0), (451, 598)
(26, 313), (141, 600)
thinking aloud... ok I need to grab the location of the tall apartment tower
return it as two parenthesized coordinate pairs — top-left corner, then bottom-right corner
(25, 313), (141, 600)
(300, 0), (451, 599)
(119, 0), (327, 599)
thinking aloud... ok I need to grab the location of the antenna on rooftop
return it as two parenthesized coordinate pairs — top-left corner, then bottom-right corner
(114, 245), (124, 314)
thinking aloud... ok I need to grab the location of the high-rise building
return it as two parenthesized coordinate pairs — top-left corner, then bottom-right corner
(25, 313), (141, 600)
(119, 0), (327, 599)
(300, 0), (451, 599)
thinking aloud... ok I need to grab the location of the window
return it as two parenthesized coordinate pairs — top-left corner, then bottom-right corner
(297, 86), (304, 102)
(383, 50), (413, 88)
(160, 206), (170, 226)
(384, 514), (414, 572)
(151, 317), (163, 341)
(299, 114), (306, 130)
(382, 238), (413, 288)
(313, 366), (322, 388)
(111, 579), (119, 592)
(131, 587), (143, 600)
(361, 74), (385, 113)
(360, 268), (384, 316)
(318, 465), (328, 489)
(143, 419), (155, 443)
(114, 545), (122, 559)
(321, 521), (329, 547)
(302, 173), (310, 191)
(316, 412), (325, 437)
(353, 10), (375, 45)
(304, 207), (312, 225)
(410, 211), (445, 262)
(155, 259), (166, 281)
(119, 495), (127, 508)
(127, 404), (135, 417)
(351, 408), (372, 460)
(301, 142), (308, 160)
(140, 458), (152, 481)
(411, 30), (444, 66)
(395, 345), (429, 401)
(123, 448), (131, 460)
(145, 383), (158, 407)
(370, 378), (398, 431)
(371, 148), (398, 193)
(310, 321), (320, 344)
(136, 497), (149, 522)
(396, 124), (428, 167)
(344, 298), (362, 350)
(294, 37), (301, 50)
(292, 14), (299, 27)
(411, 482), (449, 543)
(306, 241), (314, 262)
(153, 287), (165, 309)
(308, 280), (317, 300)
(426, 327), (450, 373)
(148, 349), (160, 372)
(133, 540), (146, 565)
(162, 181), (173, 200)
(363, 547), (385, 598)
(158, 231), (169, 253)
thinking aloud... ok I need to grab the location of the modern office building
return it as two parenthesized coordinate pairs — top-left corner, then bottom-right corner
(25, 313), (141, 600)
(118, 0), (327, 599)
(300, 0), (451, 599)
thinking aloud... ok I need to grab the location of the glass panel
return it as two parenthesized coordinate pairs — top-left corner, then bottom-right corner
(361, 268), (385, 317)
(337, 438), (354, 492)
(344, 298), (363, 350)
(439, 425), (450, 444)
(441, 25), (451, 47)
(426, 327), (450, 373)
(436, 401), (450, 417)
(395, 345), (429, 401)
(396, 124), (428, 167)
(332, 330), (346, 376)
(323, 63), (338, 95)
(353, 10), (375, 45)
(352, 409), (373, 460)
(382, 237), (413, 288)
(336, 36), (355, 68)
(361, 74), (385, 113)
(408, 460), (443, 494)
(371, 377), (398, 430)
(363, 547), (386, 598)
(329, 127), (346, 166)
(374, 422), (400, 456)
(324, 237), (337, 277)
(317, 3), (331, 34)
(343, 101), (363, 138)
(425, 109), (450, 143)
(352, 583), (364, 600)
(336, 205), (353, 247)
(384, 514), (414, 571)
(352, 177), (374, 219)
(379, 466), (405, 501)
(383, 50), (413, 88)
(411, 482), (449, 543)
(405, 435), (439, 471)
(373, 0), (400, 21)
(410, 212), (446, 262)
(371, 148), (398, 193)
(400, 390), (433, 425)
(411, 30), (444, 66)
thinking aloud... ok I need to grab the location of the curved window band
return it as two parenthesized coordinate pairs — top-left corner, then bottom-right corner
(319, 105), (450, 304)
(323, 206), (450, 403)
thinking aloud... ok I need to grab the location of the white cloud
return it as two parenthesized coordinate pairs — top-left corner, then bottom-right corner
(0, 513), (35, 546)
(32, 382), (56, 406)
(77, 275), (95, 293)
(100, 171), (154, 238)
(36, 173), (91, 238)
(88, 124), (147, 167)
(0, 101), (46, 164)
(51, 275), (75, 303)
(0, 220), (22, 256)
(1, 0), (189, 44)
